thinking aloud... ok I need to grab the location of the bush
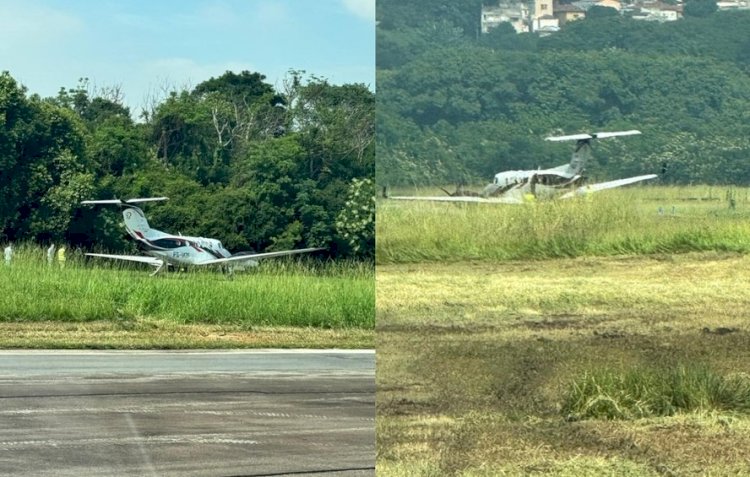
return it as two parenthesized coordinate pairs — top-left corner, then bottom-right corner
(562, 365), (750, 420)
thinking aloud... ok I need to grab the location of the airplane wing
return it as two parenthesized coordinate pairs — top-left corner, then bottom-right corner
(198, 247), (325, 265)
(388, 196), (523, 204)
(559, 174), (658, 199)
(593, 130), (641, 140)
(85, 253), (163, 267)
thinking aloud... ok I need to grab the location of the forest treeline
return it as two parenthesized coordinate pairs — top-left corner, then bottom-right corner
(0, 70), (374, 257)
(376, 2), (750, 186)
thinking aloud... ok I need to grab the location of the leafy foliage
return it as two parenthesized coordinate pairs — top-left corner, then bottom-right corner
(336, 178), (376, 257)
(377, 8), (750, 186)
(0, 70), (374, 258)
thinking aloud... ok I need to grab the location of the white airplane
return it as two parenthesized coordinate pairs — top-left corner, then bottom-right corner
(81, 197), (323, 275)
(389, 130), (657, 204)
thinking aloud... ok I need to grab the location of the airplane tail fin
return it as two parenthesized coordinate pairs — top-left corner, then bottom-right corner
(121, 206), (154, 239)
(81, 197), (168, 240)
(545, 130), (641, 175)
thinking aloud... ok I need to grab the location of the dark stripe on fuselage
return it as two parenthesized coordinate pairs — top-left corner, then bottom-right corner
(138, 236), (226, 261)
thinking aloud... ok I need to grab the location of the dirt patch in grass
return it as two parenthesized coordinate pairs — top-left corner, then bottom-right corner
(377, 255), (750, 475)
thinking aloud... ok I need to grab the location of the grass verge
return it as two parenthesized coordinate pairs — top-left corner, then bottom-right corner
(0, 245), (374, 348)
(377, 185), (750, 263)
(0, 321), (372, 349)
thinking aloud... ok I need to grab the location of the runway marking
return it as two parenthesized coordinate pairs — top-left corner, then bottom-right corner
(0, 407), (374, 421)
(125, 413), (157, 477)
(0, 349), (375, 356)
(0, 427), (372, 451)
(0, 434), (261, 450)
(232, 466), (376, 476)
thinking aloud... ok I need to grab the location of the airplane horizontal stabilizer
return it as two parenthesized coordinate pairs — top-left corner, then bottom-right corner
(593, 130), (641, 140)
(559, 174), (658, 199)
(81, 197), (168, 206)
(81, 199), (123, 205)
(126, 197), (169, 204)
(545, 130), (641, 142)
(199, 247), (326, 265)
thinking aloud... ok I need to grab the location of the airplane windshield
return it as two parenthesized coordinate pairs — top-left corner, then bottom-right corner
(151, 238), (185, 249)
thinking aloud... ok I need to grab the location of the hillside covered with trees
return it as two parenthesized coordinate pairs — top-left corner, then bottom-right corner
(0, 70), (374, 257)
(377, 1), (750, 186)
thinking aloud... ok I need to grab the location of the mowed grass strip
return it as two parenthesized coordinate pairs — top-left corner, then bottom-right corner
(377, 255), (750, 475)
(0, 321), (373, 349)
(377, 185), (750, 263)
(0, 246), (374, 329)
(377, 252), (750, 332)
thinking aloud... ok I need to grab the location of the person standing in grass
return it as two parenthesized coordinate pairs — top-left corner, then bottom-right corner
(47, 244), (56, 266)
(4, 244), (11, 266)
(57, 246), (66, 268)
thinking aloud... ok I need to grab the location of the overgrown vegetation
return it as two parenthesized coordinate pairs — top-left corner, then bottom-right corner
(0, 69), (374, 258)
(563, 365), (750, 421)
(0, 245), (374, 329)
(377, 186), (750, 263)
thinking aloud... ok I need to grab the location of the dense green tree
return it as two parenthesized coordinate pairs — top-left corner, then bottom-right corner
(586, 5), (619, 19)
(377, 35), (750, 186)
(0, 72), (92, 242)
(684, 0), (718, 17)
(1, 69), (374, 259)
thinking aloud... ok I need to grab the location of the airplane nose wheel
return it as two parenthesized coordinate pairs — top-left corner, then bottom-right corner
(221, 265), (235, 280)
(150, 262), (166, 277)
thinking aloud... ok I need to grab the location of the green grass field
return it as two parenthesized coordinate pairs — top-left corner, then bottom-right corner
(378, 185), (750, 263)
(377, 186), (750, 476)
(0, 245), (374, 348)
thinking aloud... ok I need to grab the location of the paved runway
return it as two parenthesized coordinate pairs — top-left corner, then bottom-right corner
(0, 350), (375, 476)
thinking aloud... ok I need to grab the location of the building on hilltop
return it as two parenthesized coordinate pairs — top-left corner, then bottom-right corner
(716, 0), (750, 9)
(572, 0), (623, 10)
(480, 0), (694, 34)
(481, 2), (531, 33)
(481, 0), (560, 34)
(624, 1), (683, 21)
(552, 2), (587, 26)
(534, 14), (561, 34)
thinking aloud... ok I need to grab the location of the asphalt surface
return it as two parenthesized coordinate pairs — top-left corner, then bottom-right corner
(0, 350), (375, 477)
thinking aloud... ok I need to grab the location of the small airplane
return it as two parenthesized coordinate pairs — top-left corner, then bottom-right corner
(81, 197), (324, 275)
(388, 130), (657, 204)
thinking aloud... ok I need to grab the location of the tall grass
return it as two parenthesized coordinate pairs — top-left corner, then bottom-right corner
(377, 186), (750, 263)
(0, 244), (374, 328)
(563, 365), (750, 420)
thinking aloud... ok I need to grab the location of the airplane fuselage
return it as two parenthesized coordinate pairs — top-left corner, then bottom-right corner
(491, 164), (573, 187)
(120, 205), (249, 267)
(136, 234), (235, 266)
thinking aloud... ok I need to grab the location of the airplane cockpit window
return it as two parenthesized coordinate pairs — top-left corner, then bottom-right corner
(152, 238), (184, 249)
